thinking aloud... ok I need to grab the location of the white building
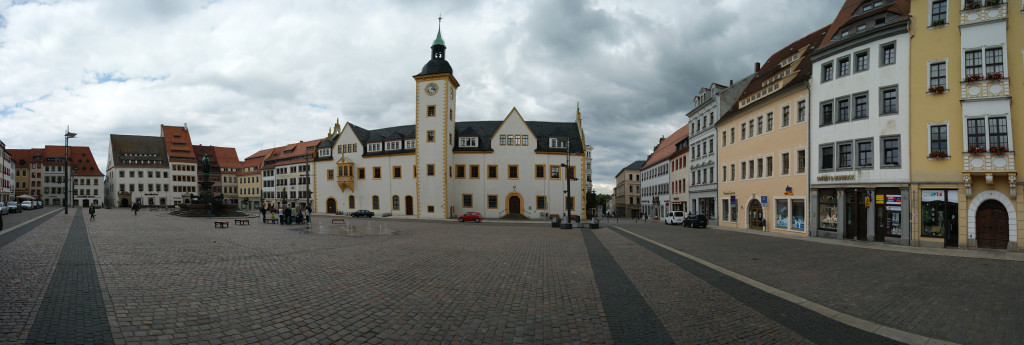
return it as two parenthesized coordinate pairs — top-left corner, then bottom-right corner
(640, 126), (688, 219)
(1, 140), (12, 203)
(106, 135), (172, 207)
(809, 1), (911, 244)
(313, 28), (587, 220)
(161, 125), (198, 205)
(262, 141), (320, 209)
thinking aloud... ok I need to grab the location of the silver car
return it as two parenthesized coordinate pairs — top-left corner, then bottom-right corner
(0, 203), (8, 215)
(21, 201), (34, 210)
(5, 201), (20, 213)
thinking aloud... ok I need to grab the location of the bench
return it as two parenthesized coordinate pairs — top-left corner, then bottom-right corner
(214, 221), (229, 228)
(234, 219), (249, 226)
(332, 218), (346, 224)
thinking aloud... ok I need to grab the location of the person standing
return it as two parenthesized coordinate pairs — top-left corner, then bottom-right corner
(132, 202), (139, 216)
(278, 206), (285, 226)
(89, 205), (96, 221)
(260, 204), (267, 223)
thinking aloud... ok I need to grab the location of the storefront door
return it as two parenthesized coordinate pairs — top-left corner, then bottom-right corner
(845, 190), (867, 240)
(976, 200), (1009, 249)
(747, 200), (763, 230)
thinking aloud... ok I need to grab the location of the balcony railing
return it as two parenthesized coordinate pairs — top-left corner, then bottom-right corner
(962, 151), (1015, 172)
(960, 2), (1006, 26)
(961, 78), (1010, 100)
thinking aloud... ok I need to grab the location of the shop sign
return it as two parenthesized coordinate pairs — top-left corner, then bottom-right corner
(816, 175), (855, 182)
(864, 196), (870, 207)
(730, 196), (737, 206)
(760, 196), (768, 204)
(885, 195), (902, 205)
(886, 206), (901, 211)
(875, 194), (885, 204)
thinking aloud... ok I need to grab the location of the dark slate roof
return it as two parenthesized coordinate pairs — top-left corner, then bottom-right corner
(454, 121), (502, 152)
(109, 134), (170, 167)
(625, 160), (646, 171)
(417, 58), (454, 76)
(357, 125), (417, 157)
(341, 119), (583, 156)
(315, 133), (340, 162)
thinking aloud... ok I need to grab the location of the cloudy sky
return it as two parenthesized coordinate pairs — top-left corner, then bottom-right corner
(0, 0), (846, 194)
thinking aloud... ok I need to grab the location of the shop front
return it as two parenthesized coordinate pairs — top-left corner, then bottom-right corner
(812, 186), (909, 245)
(919, 189), (959, 248)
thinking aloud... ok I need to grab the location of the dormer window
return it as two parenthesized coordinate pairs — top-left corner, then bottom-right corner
(405, 140), (415, 149)
(459, 137), (479, 148)
(367, 143), (382, 152)
(319, 149), (330, 157)
(385, 141), (401, 151)
(550, 138), (568, 149)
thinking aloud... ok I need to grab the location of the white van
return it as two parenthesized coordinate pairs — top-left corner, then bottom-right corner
(664, 211), (687, 225)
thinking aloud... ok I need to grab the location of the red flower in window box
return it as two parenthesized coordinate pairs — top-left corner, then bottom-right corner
(989, 145), (1007, 154)
(927, 85), (945, 94)
(986, 73), (1003, 80)
(965, 74), (982, 82)
(968, 146), (987, 154)
(928, 151), (949, 159)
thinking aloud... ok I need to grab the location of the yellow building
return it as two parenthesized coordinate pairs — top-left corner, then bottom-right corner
(909, 0), (1022, 251)
(717, 26), (827, 233)
(238, 148), (270, 210)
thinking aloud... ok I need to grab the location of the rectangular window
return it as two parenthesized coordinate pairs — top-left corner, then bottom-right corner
(766, 156), (773, 177)
(837, 98), (850, 122)
(767, 113), (774, 131)
(499, 135), (506, 146)
(857, 140), (873, 168)
(881, 87), (898, 114)
(821, 101), (834, 125)
(741, 162), (747, 179)
(757, 158), (764, 178)
(881, 43), (896, 66)
(470, 165), (480, 179)
(730, 128), (735, 144)
(930, 124), (948, 155)
(508, 165), (519, 179)
(854, 94), (868, 119)
(487, 195), (498, 209)
(883, 137), (900, 167)
(965, 50), (983, 76)
(967, 118), (986, 150)
(931, 1), (947, 25)
(984, 48), (1003, 75)
(757, 116), (763, 135)
(426, 130), (435, 143)
(427, 205), (434, 213)
(822, 62), (834, 82)
(782, 152), (790, 175)
(730, 164), (735, 181)
(929, 62), (946, 88)
(385, 141), (401, 151)
(373, 167), (382, 179)
(487, 165), (498, 179)
(782, 106), (790, 127)
(821, 145), (835, 170)
(427, 164), (435, 176)
(536, 196), (546, 210)
(989, 117), (1008, 149)
(855, 51), (869, 72)
(741, 124), (746, 139)
(838, 143), (853, 169)
(837, 57), (850, 77)
(427, 105), (436, 117)
(463, 194), (473, 208)
(798, 101), (806, 122)
(550, 165), (560, 179)
(393, 166), (402, 179)
(798, 149), (806, 173)
(456, 165), (466, 178)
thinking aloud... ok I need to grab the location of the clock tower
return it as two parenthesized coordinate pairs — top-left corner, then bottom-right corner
(414, 23), (459, 219)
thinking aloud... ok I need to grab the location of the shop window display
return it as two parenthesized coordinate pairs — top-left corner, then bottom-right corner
(819, 191), (838, 230)
(776, 199), (789, 229)
(792, 200), (805, 230)
(921, 190), (957, 238)
(876, 190), (902, 237)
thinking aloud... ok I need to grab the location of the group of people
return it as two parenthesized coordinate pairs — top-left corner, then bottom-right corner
(259, 204), (311, 225)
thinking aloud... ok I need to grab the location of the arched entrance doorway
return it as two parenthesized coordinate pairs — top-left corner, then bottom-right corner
(326, 198), (337, 214)
(405, 196), (413, 215)
(507, 193), (522, 215)
(748, 200), (763, 230)
(976, 200), (1009, 249)
(120, 198), (129, 207)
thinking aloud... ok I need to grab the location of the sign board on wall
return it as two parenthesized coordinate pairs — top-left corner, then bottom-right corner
(761, 196), (767, 204)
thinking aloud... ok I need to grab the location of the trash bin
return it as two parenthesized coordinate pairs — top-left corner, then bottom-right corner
(551, 217), (561, 228)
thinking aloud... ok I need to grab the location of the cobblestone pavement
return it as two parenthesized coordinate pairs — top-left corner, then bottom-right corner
(1, 211), (1020, 344)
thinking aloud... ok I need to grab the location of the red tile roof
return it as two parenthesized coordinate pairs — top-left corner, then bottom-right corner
(642, 125), (689, 169)
(818, 0), (910, 50)
(161, 125), (197, 162)
(193, 145), (242, 172)
(41, 145), (104, 176)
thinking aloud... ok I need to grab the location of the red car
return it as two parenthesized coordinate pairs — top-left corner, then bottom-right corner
(458, 212), (482, 222)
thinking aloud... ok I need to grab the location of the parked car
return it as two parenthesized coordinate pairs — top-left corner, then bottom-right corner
(20, 201), (34, 210)
(458, 212), (482, 223)
(34, 201), (43, 209)
(663, 211), (687, 225)
(0, 203), (8, 215)
(683, 214), (708, 228)
(350, 209), (374, 218)
(6, 201), (21, 213)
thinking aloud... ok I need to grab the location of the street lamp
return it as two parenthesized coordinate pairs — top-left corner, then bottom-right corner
(64, 128), (77, 214)
(305, 154), (311, 229)
(561, 139), (573, 229)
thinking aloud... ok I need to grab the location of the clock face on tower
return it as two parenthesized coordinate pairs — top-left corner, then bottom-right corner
(425, 83), (438, 96)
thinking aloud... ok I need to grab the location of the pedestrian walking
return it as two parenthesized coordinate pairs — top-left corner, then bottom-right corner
(260, 205), (267, 223)
(89, 205), (96, 221)
(279, 206), (285, 226)
(132, 202), (139, 215)
(207, 203), (212, 219)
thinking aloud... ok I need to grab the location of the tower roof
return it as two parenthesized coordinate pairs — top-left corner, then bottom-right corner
(433, 28), (445, 46)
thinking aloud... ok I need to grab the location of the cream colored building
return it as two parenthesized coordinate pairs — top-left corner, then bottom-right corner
(717, 26), (826, 234)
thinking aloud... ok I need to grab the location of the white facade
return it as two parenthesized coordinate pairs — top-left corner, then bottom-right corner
(105, 166), (171, 207)
(687, 84), (727, 223)
(168, 162), (197, 204)
(640, 160), (670, 219)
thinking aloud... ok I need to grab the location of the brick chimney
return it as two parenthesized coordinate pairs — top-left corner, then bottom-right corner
(755, 62), (761, 72)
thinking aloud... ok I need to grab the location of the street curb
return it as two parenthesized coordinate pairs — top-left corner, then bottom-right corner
(611, 226), (961, 345)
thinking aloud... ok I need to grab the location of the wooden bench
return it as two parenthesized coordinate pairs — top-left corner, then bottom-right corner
(332, 219), (346, 224)
(234, 219), (249, 226)
(214, 221), (229, 228)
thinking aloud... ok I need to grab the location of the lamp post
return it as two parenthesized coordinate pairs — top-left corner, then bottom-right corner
(64, 128), (77, 214)
(561, 139), (572, 229)
(305, 153), (311, 229)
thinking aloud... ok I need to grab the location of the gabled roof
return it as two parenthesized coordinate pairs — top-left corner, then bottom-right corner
(42, 145), (103, 176)
(161, 125), (197, 163)
(192, 145), (241, 171)
(7, 149), (37, 166)
(263, 139), (323, 168)
(109, 134), (170, 168)
(642, 125), (689, 170)
(818, 0), (910, 51)
(616, 160), (647, 178)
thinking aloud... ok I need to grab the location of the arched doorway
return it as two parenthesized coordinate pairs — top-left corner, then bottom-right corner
(747, 200), (763, 230)
(976, 200), (1009, 249)
(120, 198), (129, 207)
(405, 196), (413, 215)
(507, 193), (522, 215)
(326, 198), (337, 214)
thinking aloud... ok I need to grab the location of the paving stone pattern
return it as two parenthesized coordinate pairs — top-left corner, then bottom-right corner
(579, 228), (673, 344)
(27, 209), (113, 344)
(0, 210), (67, 344)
